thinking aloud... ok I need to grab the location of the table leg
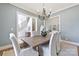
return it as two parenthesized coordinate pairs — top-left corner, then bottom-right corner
(77, 46), (79, 56)
(38, 46), (40, 56)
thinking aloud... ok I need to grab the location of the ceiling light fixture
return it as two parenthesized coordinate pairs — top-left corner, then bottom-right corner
(38, 3), (52, 20)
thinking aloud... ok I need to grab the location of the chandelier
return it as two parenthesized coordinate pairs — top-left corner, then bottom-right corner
(38, 4), (52, 20)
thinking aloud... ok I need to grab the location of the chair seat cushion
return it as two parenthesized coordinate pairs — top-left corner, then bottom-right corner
(20, 47), (38, 56)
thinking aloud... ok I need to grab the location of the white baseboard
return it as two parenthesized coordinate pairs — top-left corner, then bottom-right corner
(61, 40), (79, 47)
(0, 40), (24, 51)
(0, 44), (13, 51)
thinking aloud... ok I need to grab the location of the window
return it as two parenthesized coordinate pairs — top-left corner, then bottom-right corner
(17, 12), (27, 28)
(17, 11), (37, 37)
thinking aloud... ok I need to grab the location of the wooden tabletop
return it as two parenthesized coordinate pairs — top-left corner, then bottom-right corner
(21, 33), (51, 47)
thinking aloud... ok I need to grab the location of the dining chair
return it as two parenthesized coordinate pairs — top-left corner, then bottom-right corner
(41, 31), (60, 56)
(49, 31), (60, 56)
(9, 33), (38, 56)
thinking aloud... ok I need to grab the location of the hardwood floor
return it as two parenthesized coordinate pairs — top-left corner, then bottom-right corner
(0, 51), (3, 56)
(0, 41), (78, 56)
(0, 42), (29, 56)
(2, 49), (14, 56)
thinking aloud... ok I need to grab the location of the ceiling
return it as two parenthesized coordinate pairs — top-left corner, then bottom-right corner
(11, 3), (78, 15)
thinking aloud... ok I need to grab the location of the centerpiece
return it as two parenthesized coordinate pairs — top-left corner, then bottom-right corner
(38, 4), (52, 37)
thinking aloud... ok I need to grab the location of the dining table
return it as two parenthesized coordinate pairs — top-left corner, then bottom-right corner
(21, 32), (52, 47)
(21, 32), (52, 55)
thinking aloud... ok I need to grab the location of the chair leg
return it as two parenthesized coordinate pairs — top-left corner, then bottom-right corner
(38, 46), (40, 56)
(57, 53), (59, 56)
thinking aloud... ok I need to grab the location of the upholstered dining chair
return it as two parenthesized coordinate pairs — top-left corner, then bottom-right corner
(49, 31), (60, 56)
(41, 31), (60, 56)
(9, 33), (38, 56)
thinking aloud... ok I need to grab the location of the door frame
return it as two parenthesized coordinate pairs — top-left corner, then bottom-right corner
(49, 15), (61, 32)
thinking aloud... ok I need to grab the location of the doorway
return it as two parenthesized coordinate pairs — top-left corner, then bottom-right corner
(46, 15), (60, 32)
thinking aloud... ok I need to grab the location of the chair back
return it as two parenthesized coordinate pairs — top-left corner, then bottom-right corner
(49, 31), (59, 56)
(9, 33), (20, 56)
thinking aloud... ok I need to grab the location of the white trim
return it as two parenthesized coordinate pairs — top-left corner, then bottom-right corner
(36, 18), (37, 31)
(11, 4), (79, 16)
(61, 40), (79, 47)
(31, 16), (38, 31)
(52, 4), (79, 14)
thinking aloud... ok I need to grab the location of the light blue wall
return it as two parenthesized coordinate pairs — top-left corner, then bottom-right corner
(53, 5), (79, 43)
(0, 3), (37, 46)
(0, 3), (17, 46)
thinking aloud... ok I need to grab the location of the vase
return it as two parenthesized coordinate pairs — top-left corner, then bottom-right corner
(41, 31), (47, 37)
(41, 27), (47, 37)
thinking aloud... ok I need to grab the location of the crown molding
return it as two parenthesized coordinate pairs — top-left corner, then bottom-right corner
(52, 3), (79, 14)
